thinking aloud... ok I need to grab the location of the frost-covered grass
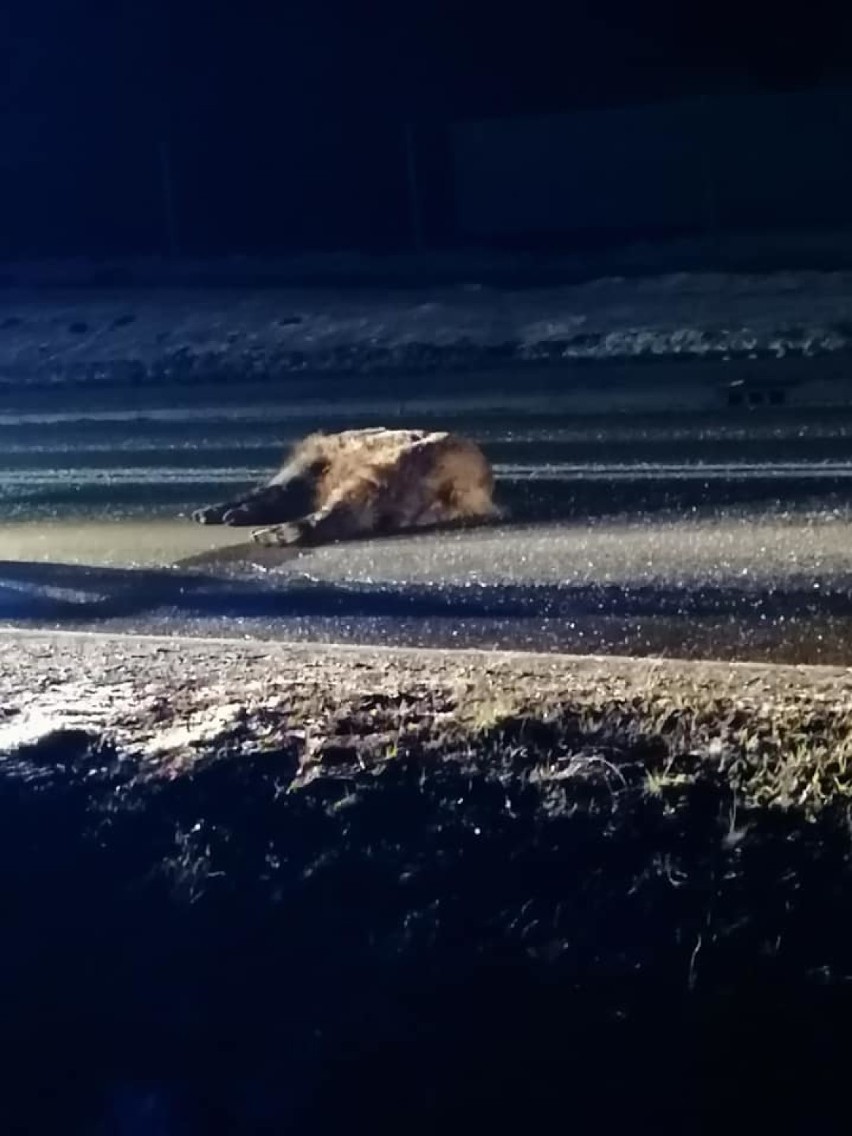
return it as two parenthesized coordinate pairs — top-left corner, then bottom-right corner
(3, 261), (852, 388)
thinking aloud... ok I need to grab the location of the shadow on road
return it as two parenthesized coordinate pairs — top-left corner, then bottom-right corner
(2, 558), (852, 628)
(497, 476), (852, 525)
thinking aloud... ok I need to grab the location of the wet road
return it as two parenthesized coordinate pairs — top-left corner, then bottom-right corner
(3, 382), (852, 663)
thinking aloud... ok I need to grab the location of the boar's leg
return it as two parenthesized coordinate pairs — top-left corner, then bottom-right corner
(192, 488), (269, 526)
(192, 471), (314, 526)
(251, 489), (376, 547)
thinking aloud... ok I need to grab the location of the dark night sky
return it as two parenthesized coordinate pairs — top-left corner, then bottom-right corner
(2, 0), (852, 256)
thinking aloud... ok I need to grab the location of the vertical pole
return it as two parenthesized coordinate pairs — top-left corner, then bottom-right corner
(404, 121), (424, 253)
(698, 94), (719, 241)
(121, 0), (179, 258)
(158, 134), (180, 259)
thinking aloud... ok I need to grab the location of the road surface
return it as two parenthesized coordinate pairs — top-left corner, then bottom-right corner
(3, 374), (852, 663)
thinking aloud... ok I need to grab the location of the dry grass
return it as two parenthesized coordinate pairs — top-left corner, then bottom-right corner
(4, 631), (852, 818)
(4, 631), (852, 1134)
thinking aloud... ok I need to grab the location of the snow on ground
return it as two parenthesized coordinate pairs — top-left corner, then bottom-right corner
(2, 264), (852, 388)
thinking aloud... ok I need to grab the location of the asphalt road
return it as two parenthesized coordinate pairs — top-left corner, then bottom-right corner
(3, 379), (852, 663)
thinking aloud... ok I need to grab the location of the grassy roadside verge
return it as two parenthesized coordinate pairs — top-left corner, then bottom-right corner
(2, 631), (852, 1131)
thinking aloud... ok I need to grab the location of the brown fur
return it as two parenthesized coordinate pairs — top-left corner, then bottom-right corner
(192, 426), (500, 546)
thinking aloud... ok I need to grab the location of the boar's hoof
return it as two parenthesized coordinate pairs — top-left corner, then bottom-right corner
(222, 503), (262, 526)
(192, 505), (228, 525)
(251, 522), (306, 547)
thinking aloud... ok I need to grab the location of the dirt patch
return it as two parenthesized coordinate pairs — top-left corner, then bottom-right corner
(1, 632), (852, 1131)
